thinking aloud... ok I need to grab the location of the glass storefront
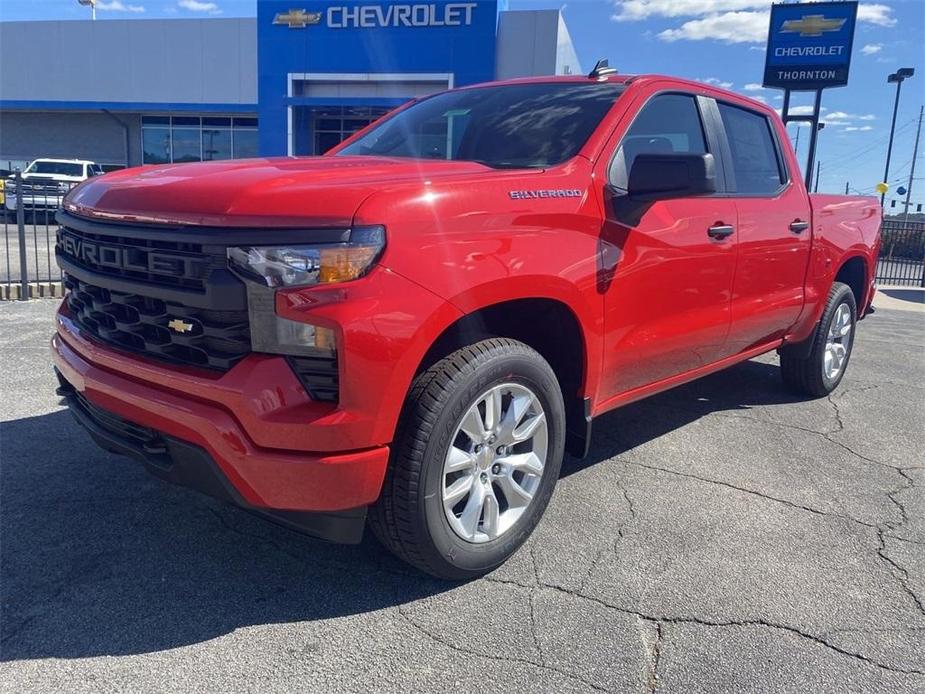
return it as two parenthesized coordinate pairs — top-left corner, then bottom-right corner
(141, 116), (259, 164)
(290, 106), (391, 156)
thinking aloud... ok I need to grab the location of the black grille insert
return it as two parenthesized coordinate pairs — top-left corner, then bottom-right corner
(288, 355), (339, 403)
(65, 274), (250, 371)
(56, 225), (218, 291)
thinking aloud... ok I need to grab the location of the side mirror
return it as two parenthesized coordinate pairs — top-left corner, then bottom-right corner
(627, 152), (716, 201)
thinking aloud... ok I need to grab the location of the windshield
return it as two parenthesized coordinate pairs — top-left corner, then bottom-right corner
(26, 161), (84, 177)
(337, 82), (623, 169)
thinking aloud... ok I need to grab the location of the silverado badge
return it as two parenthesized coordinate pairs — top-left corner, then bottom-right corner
(167, 318), (194, 334)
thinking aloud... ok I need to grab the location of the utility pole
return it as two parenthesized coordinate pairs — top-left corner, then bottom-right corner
(902, 105), (923, 223)
(794, 126), (801, 156)
(845, 181), (849, 195)
(882, 68), (915, 206)
(814, 160), (821, 193)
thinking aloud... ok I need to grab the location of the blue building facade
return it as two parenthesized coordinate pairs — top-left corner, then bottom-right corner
(258, 1), (505, 157)
(0, 2), (579, 169)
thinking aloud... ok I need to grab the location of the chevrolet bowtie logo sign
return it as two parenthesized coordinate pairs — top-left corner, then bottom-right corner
(780, 14), (847, 38)
(167, 318), (194, 334)
(273, 9), (322, 28)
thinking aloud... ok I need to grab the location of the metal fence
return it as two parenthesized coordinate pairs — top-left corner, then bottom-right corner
(2, 171), (66, 299)
(0, 174), (923, 298)
(876, 219), (925, 287)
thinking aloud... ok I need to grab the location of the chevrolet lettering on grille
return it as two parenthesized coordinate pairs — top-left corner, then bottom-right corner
(59, 231), (206, 278)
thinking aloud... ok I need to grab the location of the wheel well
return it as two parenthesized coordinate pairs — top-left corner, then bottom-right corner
(835, 257), (867, 311)
(418, 299), (590, 457)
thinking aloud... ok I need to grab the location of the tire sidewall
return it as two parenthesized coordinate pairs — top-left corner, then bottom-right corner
(417, 350), (565, 576)
(818, 284), (857, 392)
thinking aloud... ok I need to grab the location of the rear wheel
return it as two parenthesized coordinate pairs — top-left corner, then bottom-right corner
(369, 338), (565, 579)
(780, 281), (857, 397)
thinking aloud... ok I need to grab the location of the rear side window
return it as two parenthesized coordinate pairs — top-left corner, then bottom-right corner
(717, 103), (786, 195)
(610, 94), (707, 189)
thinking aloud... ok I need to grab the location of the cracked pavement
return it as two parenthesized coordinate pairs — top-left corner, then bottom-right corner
(1, 300), (923, 693)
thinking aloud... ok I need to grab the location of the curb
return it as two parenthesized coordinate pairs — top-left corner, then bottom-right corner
(1, 281), (64, 301)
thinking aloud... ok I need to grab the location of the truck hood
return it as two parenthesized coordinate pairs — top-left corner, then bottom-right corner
(65, 156), (508, 227)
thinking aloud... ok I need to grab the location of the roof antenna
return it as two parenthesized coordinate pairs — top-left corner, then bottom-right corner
(588, 59), (618, 80)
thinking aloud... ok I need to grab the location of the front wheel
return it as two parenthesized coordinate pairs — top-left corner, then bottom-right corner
(780, 281), (857, 397)
(369, 338), (565, 580)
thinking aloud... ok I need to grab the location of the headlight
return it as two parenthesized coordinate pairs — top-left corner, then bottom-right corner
(227, 226), (385, 288)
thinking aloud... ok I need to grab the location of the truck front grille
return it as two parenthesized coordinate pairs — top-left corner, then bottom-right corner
(64, 275), (250, 371)
(56, 223), (216, 291)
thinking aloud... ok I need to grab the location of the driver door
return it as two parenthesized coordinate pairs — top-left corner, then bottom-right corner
(597, 92), (738, 402)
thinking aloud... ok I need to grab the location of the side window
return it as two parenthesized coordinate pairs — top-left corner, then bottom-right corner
(610, 94), (707, 190)
(717, 103), (786, 195)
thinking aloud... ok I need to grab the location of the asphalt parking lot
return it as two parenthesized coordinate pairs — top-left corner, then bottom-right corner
(1, 299), (923, 693)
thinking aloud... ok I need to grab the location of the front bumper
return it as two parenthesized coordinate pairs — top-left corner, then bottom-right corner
(52, 318), (391, 541)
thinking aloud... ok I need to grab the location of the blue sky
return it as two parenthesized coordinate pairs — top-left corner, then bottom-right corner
(0, 0), (922, 202)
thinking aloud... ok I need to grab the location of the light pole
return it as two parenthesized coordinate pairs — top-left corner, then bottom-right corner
(881, 67), (915, 206)
(77, 0), (96, 20)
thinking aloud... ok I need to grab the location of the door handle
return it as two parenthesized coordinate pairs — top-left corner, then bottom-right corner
(789, 220), (810, 234)
(707, 224), (735, 240)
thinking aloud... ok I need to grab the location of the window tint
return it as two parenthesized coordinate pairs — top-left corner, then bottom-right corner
(338, 82), (623, 169)
(717, 103), (785, 195)
(611, 94), (707, 189)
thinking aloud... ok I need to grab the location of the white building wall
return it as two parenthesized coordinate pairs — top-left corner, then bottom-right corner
(495, 10), (581, 80)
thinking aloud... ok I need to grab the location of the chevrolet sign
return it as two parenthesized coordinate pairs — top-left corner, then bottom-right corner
(274, 3), (478, 29)
(763, 1), (858, 90)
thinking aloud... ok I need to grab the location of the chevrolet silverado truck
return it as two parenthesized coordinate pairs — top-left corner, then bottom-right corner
(52, 71), (881, 579)
(5, 158), (104, 213)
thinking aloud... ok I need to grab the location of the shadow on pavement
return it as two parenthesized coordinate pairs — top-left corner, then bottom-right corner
(1, 358), (804, 661)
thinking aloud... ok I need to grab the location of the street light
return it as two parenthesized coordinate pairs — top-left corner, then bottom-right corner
(77, 0), (96, 21)
(881, 67), (915, 206)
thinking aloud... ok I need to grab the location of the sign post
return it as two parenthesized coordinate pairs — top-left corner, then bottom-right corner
(764, 1), (858, 190)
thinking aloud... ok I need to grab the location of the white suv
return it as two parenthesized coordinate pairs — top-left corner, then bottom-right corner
(4, 159), (105, 212)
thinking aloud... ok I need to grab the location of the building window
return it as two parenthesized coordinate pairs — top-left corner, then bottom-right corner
(310, 106), (390, 154)
(142, 115), (259, 164)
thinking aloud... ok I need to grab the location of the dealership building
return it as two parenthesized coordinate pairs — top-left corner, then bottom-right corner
(0, 1), (580, 171)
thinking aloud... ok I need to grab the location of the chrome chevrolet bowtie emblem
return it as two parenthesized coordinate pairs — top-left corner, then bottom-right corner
(167, 318), (194, 334)
(780, 14), (846, 37)
(273, 9), (322, 28)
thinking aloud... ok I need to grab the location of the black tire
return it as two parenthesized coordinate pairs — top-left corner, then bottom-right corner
(369, 338), (566, 580)
(780, 281), (857, 397)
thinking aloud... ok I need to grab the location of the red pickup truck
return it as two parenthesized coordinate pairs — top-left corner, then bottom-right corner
(52, 73), (880, 579)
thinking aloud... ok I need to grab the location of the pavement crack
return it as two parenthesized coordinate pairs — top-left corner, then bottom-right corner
(621, 459), (876, 529)
(396, 605), (611, 692)
(528, 548), (545, 666)
(537, 585), (925, 677)
(717, 412), (898, 472)
(875, 469), (925, 617)
(640, 619), (663, 693)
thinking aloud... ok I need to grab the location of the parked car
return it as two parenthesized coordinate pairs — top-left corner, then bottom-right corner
(4, 159), (104, 213)
(52, 71), (881, 579)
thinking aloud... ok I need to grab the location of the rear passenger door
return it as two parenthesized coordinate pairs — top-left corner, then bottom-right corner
(715, 101), (812, 353)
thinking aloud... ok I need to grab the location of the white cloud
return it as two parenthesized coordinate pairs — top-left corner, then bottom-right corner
(743, 83), (765, 91)
(751, 95), (768, 103)
(658, 11), (768, 43)
(857, 4), (896, 27)
(178, 0), (220, 12)
(696, 76), (733, 89)
(620, 1), (898, 44)
(97, 0), (145, 11)
(844, 126), (874, 132)
(860, 43), (883, 55)
(611, 1), (765, 22)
